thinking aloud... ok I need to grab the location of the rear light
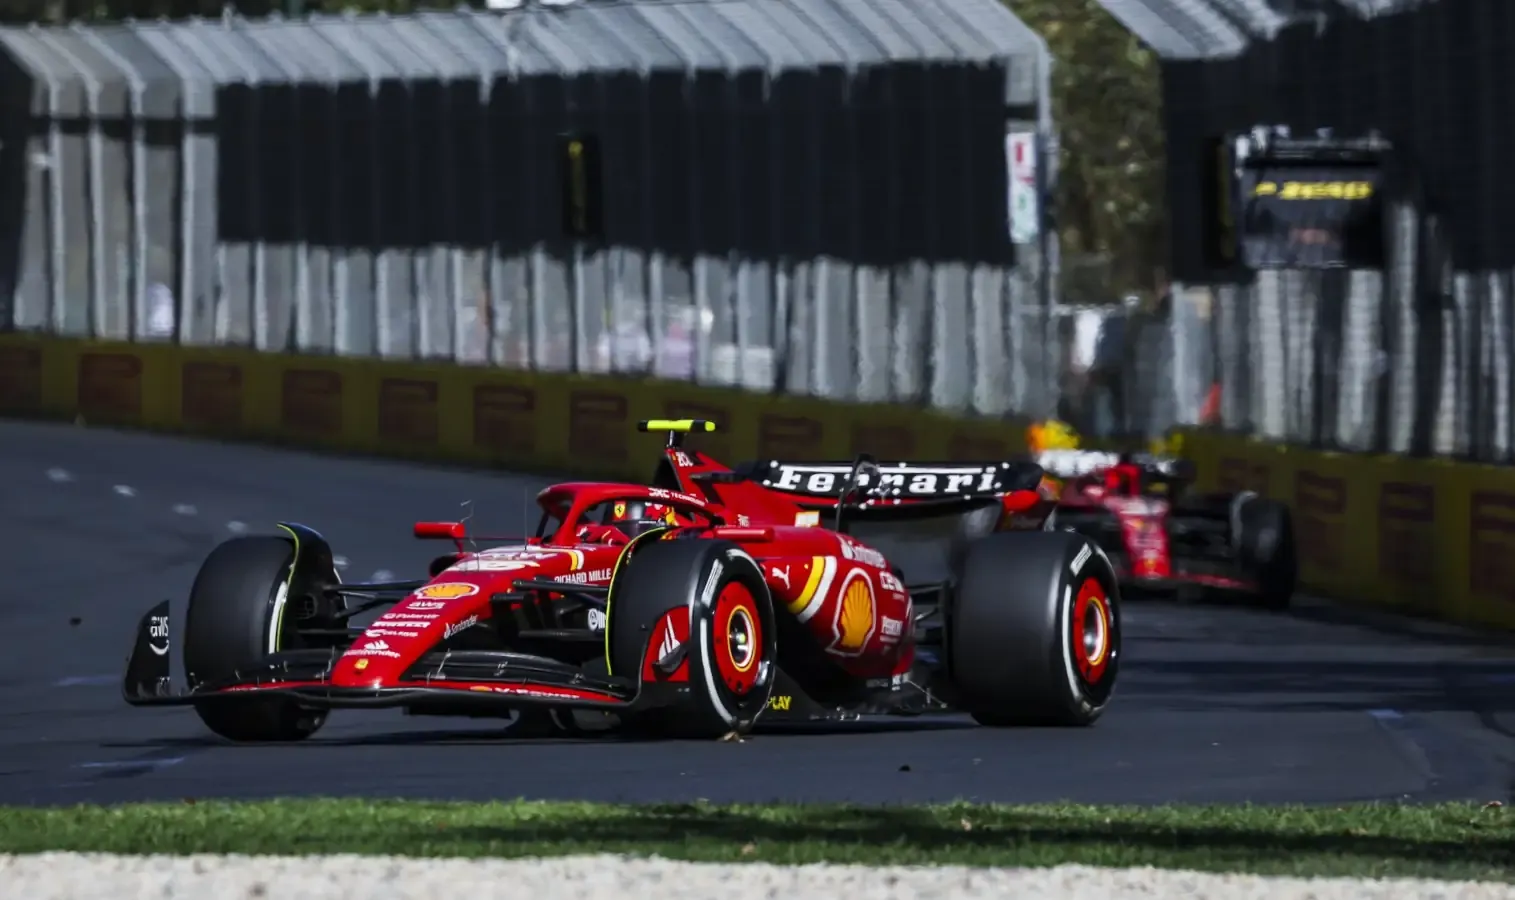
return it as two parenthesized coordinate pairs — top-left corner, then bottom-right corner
(709, 527), (774, 542)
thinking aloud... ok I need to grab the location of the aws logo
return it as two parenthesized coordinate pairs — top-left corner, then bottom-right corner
(1253, 180), (1375, 201)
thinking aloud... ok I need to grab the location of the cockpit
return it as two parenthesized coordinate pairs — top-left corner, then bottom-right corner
(535, 496), (699, 546)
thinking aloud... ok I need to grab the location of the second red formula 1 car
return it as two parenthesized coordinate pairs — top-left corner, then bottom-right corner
(122, 420), (1122, 741)
(1034, 447), (1298, 609)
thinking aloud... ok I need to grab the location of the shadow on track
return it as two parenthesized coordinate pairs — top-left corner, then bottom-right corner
(98, 716), (979, 751)
(1124, 589), (1515, 651)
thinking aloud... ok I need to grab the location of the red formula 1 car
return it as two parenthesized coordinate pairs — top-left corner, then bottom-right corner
(122, 420), (1122, 741)
(1033, 449), (1298, 609)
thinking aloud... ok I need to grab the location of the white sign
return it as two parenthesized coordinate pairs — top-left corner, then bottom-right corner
(766, 464), (999, 497)
(1007, 132), (1039, 244)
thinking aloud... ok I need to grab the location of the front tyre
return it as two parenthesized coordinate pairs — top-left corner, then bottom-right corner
(948, 531), (1120, 727)
(183, 536), (328, 743)
(607, 540), (777, 739)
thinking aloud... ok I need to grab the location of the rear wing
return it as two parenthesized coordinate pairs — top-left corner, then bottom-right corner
(636, 420), (1044, 524)
(731, 460), (1044, 506)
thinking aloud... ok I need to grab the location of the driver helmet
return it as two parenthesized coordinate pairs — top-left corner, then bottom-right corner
(608, 499), (685, 538)
(1026, 419), (1082, 454)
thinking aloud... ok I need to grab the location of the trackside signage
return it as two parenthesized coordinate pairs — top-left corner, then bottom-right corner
(1236, 164), (1385, 269)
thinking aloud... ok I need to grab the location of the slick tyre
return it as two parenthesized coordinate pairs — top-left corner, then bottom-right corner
(607, 540), (777, 739)
(183, 536), (327, 743)
(948, 531), (1120, 727)
(1234, 496), (1298, 610)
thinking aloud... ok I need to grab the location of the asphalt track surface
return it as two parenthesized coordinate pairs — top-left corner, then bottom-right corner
(2, 419), (1515, 808)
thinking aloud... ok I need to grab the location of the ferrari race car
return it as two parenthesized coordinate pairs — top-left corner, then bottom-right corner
(122, 420), (1121, 741)
(1033, 446), (1298, 609)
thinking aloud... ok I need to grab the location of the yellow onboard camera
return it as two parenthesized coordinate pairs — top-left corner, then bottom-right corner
(637, 419), (717, 448)
(637, 419), (716, 434)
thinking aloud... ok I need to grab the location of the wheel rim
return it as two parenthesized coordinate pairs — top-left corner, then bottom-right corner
(712, 582), (763, 695)
(1071, 576), (1112, 685)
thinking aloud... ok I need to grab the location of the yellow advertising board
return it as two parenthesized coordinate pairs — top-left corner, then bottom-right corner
(0, 334), (1032, 492)
(13, 333), (1515, 631)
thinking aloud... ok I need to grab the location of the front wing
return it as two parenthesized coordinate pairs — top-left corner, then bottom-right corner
(121, 601), (675, 715)
(1117, 568), (1259, 594)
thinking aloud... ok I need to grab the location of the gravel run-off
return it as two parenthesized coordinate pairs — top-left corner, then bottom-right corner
(3, 853), (1512, 899)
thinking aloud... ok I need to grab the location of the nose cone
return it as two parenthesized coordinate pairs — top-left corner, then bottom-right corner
(330, 579), (490, 687)
(331, 622), (433, 687)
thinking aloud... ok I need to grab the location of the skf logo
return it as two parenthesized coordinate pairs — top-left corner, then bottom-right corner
(1253, 181), (1374, 201)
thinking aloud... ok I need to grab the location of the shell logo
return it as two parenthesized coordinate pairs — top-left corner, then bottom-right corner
(834, 571), (875, 654)
(414, 582), (478, 601)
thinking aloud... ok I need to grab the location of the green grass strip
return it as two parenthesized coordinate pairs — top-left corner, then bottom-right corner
(0, 800), (1511, 881)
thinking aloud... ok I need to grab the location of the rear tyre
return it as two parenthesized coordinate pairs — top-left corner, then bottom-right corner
(183, 536), (328, 743)
(607, 540), (776, 739)
(948, 531), (1120, 727)
(1235, 497), (1297, 610)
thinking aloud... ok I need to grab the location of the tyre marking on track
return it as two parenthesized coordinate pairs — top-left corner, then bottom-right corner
(75, 757), (184, 773)
(77, 758), (184, 769)
(1366, 707), (1495, 799)
(45, 468), (71, 483)
(171, 504), (197, 516)
(54, 675), (116, 687)
(112, 485), (136, 498)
